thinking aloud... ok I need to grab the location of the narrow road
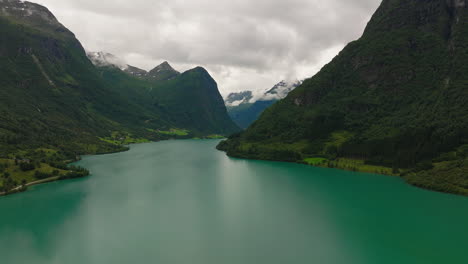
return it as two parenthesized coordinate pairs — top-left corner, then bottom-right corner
(0, 176), (61, 196)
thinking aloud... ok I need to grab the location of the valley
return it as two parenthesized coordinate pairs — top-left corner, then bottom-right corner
(0, 0), (238, 194)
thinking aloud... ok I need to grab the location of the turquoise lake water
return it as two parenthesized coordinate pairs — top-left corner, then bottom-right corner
(0, 140), (467, 263)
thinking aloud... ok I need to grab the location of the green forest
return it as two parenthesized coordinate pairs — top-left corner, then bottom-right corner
(218, 0), (468, 196)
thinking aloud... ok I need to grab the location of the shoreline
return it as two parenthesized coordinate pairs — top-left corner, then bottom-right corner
(0, 145), (130, 198)
(0, 138), (225, 198)
(3, 139), (466, 198)
(0, 176), (61, 197)
(220, 151), (468, 197)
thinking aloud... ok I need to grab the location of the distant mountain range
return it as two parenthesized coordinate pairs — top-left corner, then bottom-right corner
(225, 80), (302, 128)
(87, 51), (180, 81)
(87, 50), (301, 131)
(86, 51), (240, 135)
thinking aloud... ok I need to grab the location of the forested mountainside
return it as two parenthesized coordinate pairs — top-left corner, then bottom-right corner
(218, 0), (468, 195)
(0, 0), (238, 193)
(94, 61), (240, 135)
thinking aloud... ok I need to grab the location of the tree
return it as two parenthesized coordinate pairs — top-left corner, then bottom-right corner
(19, 163), (35, 171)
(34, 171), (50, 180)
(2, 178), (15, 192)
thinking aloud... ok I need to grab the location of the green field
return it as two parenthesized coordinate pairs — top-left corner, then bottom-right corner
(303, 157), (395, 175)
(205, 135), (225, 139)
(0, 159), (68, 189)
(100, 131), (150, 146)
(156, 129), (190, 136)
(303, 157), (328, 165)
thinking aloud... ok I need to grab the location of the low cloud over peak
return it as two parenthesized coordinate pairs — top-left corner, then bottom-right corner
(34, 0), (381, 95)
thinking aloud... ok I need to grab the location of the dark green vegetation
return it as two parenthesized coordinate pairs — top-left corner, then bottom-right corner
(0, 0), (238, 192)
(147, 67), (240, 135)
(218, 0), (468, 195)
(95, 63), (239, 136)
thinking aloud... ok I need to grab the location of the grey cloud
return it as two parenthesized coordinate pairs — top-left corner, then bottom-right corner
(34, 0), (382, 95)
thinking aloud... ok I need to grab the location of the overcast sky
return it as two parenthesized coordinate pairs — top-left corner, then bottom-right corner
(34, 0), (381, 97)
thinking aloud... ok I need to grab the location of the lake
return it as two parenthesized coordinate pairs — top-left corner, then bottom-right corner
(0, 140), (467, 264)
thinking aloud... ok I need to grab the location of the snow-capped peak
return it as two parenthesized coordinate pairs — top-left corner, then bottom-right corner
(225, 80), (303, 107)
(225, 91), (253, 107)
(258, 79), (302, 101)
(86, 51), (129, 71)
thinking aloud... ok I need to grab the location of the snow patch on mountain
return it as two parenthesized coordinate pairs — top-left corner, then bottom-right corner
(226, 80), (302, 106)
(225, 91), (253, 107)
(255, 80), (302, 102)
(87, 51), (129, 71)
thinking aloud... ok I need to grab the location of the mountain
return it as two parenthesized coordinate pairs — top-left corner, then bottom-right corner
(261, 80), (302, 101)
(226, 80), (302, 128)
(225, 91), (253, 107)
(218, 0), (468, 195)
(148, 67), (240, 135)
(147, 61), (180, 81)
(0, 0), (150, 157)
(87, 51), (129, 70)
(0, 0), (238, 169)
(87, 52), (179, 80)
(88, 52), (240, 135)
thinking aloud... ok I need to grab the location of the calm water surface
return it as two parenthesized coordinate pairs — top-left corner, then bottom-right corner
(0, 140), (467, 264)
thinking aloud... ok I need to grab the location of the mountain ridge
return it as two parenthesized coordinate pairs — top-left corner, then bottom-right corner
(218, 0), (468, 196)
(87, 51), (181, 80)
(87, 51), (239, 135)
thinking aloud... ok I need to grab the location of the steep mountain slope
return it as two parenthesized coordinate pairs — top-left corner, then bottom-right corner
(226, 80), (302, 128)
(218, 0), (468, 195)
(88, 53), (240, 135)
(149, 67), (240, 135)
(0, 0), (146, 156)
(0, 0), (238, 160)
(0, 0), (239, 193)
